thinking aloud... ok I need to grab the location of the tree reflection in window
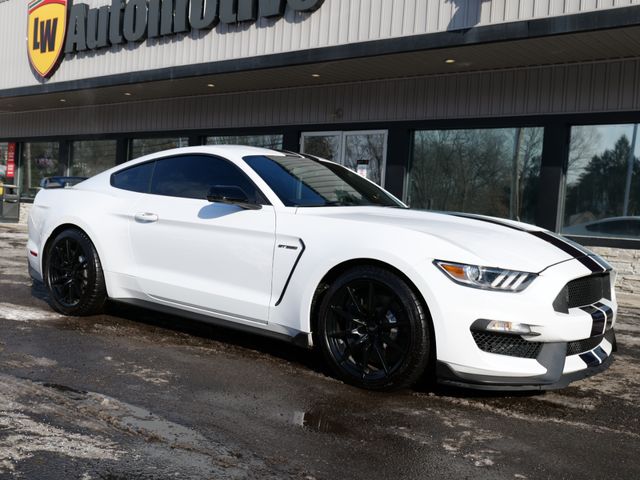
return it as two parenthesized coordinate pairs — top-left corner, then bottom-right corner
(564, 124), (640, 238)
(408, 127), (543, 224)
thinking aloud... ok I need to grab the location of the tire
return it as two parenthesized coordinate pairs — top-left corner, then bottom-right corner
(317, 265), (431, 391)
(44, 228), (107, 316)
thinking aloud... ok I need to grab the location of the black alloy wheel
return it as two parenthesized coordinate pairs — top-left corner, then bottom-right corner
(45, 229), (107, 316)
(318, 266), (431, 391)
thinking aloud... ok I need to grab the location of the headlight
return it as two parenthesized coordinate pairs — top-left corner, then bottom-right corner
(434, 260), (537, 292)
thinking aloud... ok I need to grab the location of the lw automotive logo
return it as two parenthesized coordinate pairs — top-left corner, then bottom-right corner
(26, 0), (324, 80)
(27, 0), (67, 78)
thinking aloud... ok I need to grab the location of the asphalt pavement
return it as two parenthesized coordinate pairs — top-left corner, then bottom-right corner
(0, 223), (638, 479)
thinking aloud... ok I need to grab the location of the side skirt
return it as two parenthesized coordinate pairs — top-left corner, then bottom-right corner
(112, 298), (313, 349)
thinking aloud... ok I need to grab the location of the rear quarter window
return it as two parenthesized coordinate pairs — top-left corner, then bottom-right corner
(111, 162), (155, 193)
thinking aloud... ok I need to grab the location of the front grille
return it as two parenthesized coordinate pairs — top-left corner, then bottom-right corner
(553, 273), (611, 313)
(471, 331), (542, 359)
(566, 328), (615, 356)
(567, 335), (604, 356)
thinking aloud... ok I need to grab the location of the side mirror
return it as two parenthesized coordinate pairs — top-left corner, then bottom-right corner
(206, 185), (262, 210)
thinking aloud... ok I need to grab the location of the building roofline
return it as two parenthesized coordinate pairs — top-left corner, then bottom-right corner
(3, 4), (640, 99)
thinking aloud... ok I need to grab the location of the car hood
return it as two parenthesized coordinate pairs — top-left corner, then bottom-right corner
(296, 207), (590, 272)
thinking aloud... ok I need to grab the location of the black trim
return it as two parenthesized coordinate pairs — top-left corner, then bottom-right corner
(274, 239), (306, 306)
(113, 298), (312, 348)
(536, 122), (569, 231)
(4, 6), (640, 99)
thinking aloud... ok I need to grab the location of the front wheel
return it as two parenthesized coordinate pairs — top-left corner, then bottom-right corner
(45, 229), (107, 316)
(317, 266), (431, 391)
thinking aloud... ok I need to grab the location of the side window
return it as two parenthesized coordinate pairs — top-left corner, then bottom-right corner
(111, 162), (154, 193)
(150, 155), (262, 202)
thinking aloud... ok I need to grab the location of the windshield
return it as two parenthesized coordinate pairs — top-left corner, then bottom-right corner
(244, 155), (405, 208)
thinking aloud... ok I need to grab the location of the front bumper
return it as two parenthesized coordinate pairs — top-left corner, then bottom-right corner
(436, 328), (616, 391)
(425, 255), (617, 390)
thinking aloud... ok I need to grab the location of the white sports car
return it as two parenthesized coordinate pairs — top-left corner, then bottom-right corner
(27, 146), (617, 391)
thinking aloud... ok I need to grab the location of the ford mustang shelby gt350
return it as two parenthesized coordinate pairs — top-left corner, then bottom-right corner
(27, 146), (616, 391)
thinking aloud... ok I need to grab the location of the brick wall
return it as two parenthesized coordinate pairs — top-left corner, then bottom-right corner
(19, 202), (31, 225)
(592, 247), (640, 297)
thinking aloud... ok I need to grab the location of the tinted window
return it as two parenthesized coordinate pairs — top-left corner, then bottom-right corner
(244, 155), (402, 207)
(111, 162), (154, 193)
(150, 155), (261, 202)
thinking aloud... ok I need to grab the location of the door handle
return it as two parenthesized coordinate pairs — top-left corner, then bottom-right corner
(134, 212), (159, 223)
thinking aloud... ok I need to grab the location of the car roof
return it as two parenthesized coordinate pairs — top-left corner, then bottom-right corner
(125, 145), (287, 166)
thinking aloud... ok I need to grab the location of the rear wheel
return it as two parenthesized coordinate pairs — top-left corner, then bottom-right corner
(45, 229), (107, 316)
(317, 266), (431, 391)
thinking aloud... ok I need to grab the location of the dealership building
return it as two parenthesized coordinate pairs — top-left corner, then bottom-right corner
(0, 0), (639, 293)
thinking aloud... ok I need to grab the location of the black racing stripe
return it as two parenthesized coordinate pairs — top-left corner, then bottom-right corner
(564, 239), (613, 271)
(595, 302), (614, 324)
(594, 346), (608, 362)
(580, 352), (601, 367)
(591, 254), (613, 272)
(449, 214), (608, 273)
(529, 231), (604, 273)
(581, 306), (606, 337)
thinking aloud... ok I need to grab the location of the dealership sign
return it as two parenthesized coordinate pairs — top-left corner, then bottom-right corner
(27, 0), (324, 79)
(28, 0), (68, 78)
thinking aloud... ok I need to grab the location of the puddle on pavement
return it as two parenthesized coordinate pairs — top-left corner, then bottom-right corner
(41, 382), (88, 397)
(291, 409), (348, 434)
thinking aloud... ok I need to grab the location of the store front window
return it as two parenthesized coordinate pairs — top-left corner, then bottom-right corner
(130, 137), (188, 159)
(19, 142), (62, 198)
(206, 134), (283, 149)
(301, 130), (388, 186)
(563, 124), (640, 239)
(71, 140), (117, 178)
(408, 127), (543, 224)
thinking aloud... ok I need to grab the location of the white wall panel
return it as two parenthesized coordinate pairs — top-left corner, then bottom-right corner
(2, 0), (640, 90)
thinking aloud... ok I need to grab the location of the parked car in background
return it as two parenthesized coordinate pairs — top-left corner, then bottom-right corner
(27, 146), (617, 391)
(563, 216), (640, 239)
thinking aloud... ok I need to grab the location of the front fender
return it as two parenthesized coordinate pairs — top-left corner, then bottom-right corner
(272, 239), (444, 339)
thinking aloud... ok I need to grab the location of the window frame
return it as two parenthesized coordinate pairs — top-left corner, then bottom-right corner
(111, 154), (271, 206)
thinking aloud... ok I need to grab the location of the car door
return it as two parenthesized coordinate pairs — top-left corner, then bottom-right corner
(128, 154), (276, 325)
